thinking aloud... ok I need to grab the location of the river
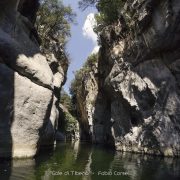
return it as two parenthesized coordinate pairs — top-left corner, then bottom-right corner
(0, 142), (180, 180)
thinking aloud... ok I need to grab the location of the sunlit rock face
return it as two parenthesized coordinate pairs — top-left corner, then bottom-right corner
(71, 55), (98, 142)
(0, 0), (66, 158)
(76, 66), (98, 142)
(77, 0), (180, 156)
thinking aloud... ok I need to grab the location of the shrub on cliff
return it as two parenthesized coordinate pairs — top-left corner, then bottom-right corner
(59, 89), (78, 137)
(64, 111), (78, 133)
(79, 0), (125, 32)
(58, 104), (79, 140)
(36, 0), (76, 65)
(70, 53), (98, 98)
(60, 89), (74, 114)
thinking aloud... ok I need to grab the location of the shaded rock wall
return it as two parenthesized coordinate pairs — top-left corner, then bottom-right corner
(77, 0), (180, 156)
(57, 104), (79, 142)
(0, 0), (67, 158)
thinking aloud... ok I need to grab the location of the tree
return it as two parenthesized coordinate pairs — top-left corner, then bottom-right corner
(96, 0), (124, 24)
(36, 0), (76, 54)
(79, 0), (125, 32)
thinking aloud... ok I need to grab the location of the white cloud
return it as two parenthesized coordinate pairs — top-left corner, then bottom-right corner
(82, 13), (99, 54)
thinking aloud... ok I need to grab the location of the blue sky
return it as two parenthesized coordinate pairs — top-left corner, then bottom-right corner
(63, 0), (98, 93)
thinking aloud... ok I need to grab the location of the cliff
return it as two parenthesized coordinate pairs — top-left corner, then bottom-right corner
(76, 63), (98, 141)
(70, 54), (98, 142)
(74, 0), (180, 156)
(0, 0), (67, 158)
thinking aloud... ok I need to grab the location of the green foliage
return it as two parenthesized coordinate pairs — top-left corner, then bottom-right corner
(96, 0), (124, 25)
(79, 0), (125, 32)
(64, 111), (78, 133)
(36, 0), (76, 53)
(59, 89), (78, 134)
(84, 53), (98, 68)
(70, 53), (98, 97)
(60, 89), (73, 112)
(58, 108), (78, 136)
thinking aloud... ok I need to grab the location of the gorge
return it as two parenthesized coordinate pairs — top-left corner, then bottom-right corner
(72, 0), (180, 157)
(0, 0), (180, 179)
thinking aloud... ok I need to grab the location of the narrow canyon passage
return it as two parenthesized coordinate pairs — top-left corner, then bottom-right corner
(1, 0), (180, 180)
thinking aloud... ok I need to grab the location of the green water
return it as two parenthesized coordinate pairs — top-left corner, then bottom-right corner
(0, 142), (180, 180)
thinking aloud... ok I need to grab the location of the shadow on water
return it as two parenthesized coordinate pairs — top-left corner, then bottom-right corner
(0, 64), (13, 179)
(1, 142), (180, 180)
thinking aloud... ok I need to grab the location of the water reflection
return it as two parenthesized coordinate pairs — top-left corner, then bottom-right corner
(0, 142), (180, 180)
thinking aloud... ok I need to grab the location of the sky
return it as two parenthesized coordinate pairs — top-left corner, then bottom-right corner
(63, 0), (99, 93)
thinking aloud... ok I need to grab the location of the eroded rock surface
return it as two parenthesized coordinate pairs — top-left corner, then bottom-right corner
(76, 0), (180, 156)
(0, 0), (67, 158)
(76, 67), (98, 141)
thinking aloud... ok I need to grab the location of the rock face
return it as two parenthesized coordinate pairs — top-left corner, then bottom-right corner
(76, 64), (98, 141)
(76, 0), (180, 156)
(57, 104), (79, 142)
(0, 0), (67, 158)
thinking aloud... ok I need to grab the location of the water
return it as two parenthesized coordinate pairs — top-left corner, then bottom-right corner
(0, 142), (180, 180)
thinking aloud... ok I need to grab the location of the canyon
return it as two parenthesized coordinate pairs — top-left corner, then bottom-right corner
(0, 0), (180, 159)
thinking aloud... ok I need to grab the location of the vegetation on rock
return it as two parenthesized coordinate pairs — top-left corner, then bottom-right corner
(79, 0), (126, 32)
(36, 0), (78, 140)
(36, 0), (76, 67)
(70, 53), (98, 98)
(59, 89), (79, 140)
(60, 89), (74, 114)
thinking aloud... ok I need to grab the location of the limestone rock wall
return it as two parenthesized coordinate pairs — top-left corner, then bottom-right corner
(0, 0), (67, 158)
(75, 64), (98, 141)
(77, 0), (180, 156)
